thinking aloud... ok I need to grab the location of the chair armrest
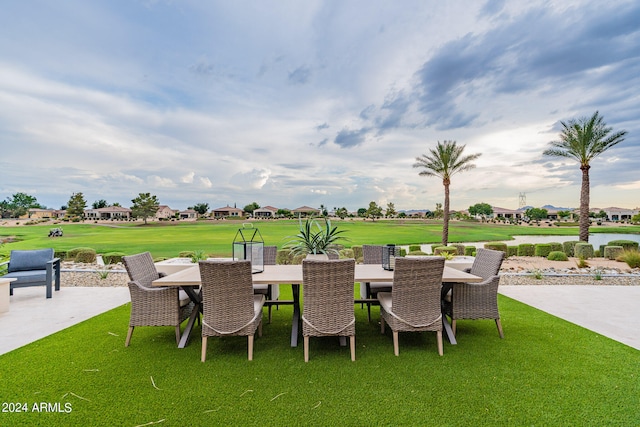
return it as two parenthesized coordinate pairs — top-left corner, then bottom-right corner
(158, 272), (167, 278)
(464, 275), (500, 287)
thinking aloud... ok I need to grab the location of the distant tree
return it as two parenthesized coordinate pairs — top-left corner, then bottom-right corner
(92, 199), (108, 209)
(2, 192), (42, 218)
(385, 202), (397, 218)
(469, 202), (493, 221)
(525, 207), (548, 221)
(558, 210), (571, 220)
(357, 208), (367, 218)
(67, 192), (87, 220)
(112, 202), (121, 207)
(131, 193), (160, 225)
(243, 202), (260, 215)
(335, 207), (349, 219)
(597, 210), (607, 220)
(190, 203), (209, 216)
(366, 201), (383, 221)
(276, 208), (292, 218)
(631, 213), (640, 224)
(319, 204), (328, 217)
(398, 212), (407, 218)
(543, 111), (627, 242)
(414, 140), (481, 246)
(433, 203), (443, 219)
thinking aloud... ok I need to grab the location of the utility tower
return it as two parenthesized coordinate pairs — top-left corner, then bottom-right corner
(519, 192), (526, 209)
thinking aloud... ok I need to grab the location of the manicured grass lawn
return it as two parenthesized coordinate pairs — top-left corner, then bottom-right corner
(2, 219), (638, 258)
(1, 293), (638, 426)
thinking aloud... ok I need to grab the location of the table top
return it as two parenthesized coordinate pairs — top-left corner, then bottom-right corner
(152, 263), (482, 287)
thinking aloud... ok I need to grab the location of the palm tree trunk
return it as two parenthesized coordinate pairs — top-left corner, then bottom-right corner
(442, 180), (450, 246)
(579, 165), (590, 242)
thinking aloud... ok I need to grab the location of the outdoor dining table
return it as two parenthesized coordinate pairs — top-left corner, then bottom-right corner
(152, 263), (482, 348)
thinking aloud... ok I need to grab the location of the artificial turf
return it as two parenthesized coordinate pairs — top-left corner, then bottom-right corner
(0, 294), (638, 426)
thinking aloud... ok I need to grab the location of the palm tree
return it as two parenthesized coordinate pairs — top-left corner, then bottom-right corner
(543, 111), (627, 242)
(413, 140), (481, 246)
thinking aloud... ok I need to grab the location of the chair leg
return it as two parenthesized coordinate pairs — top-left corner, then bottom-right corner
(304, 336), (310, 362)
(125, 326), (134, 347)
(436, 330), (443, 356)
(175, 325), (181, 345)
(201, 336), (208, 362)
(452, 319), (457, 336)
(350, 336), (356, 361)
(496, 318), (504, 338)
(248, 335), (254, 361)
(268, 305), (272, 324)
(393, 331), (399, 356)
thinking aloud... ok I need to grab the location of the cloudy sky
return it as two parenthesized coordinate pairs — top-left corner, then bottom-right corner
(1, 0), (638, 213)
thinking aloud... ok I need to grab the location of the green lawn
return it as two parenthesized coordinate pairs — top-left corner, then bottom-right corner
(1, 293), (638, 426)
(2, 219), (638, 258)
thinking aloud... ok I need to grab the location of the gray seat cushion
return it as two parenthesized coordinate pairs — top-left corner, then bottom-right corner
(4, 270), (47, 284)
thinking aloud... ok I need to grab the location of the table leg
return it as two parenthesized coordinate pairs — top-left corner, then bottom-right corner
(441, 282), (457, 345)
(291, 284), (300, 347)
(178, 286), (202, 349)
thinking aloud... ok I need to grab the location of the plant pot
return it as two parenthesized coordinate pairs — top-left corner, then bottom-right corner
(306, 253), (329, 261)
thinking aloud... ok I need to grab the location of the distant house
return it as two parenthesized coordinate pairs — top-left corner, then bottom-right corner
(155, 205), (177, 220)
(85, 206), (132, 220)
(492, 206), (523, 220)
(22, 208), (56, 219)
(291, 206), (320, 217)
(212, 205), (244, 218)
(599, 207), (639, 221)
(253, 206), (278, 218)
(179, 209), (198, 220)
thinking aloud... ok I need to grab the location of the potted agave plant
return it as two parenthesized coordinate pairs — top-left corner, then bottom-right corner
(285, 216), (348, 260)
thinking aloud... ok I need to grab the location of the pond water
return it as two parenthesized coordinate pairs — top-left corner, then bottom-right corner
(422, 233), (640, 252)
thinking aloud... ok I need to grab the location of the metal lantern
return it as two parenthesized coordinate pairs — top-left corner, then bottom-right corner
(232, 223), (264, 273)
(382, 244), (399, 271)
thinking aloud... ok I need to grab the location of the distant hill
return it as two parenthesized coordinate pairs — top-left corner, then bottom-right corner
(521, 205), (574, 211)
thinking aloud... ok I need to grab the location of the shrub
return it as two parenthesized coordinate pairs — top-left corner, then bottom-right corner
(548, 242), (563, 252)
(576, 256), (589, 268)
(534, 244), (552, 257)
(574, 243), (594, 259)
(351, 245), (363, 262)
(451, 244), (465, 255)
(464, 246), (476, 256)
(102, 252), (125, 264)
(433, 246), (457, 256)
(339, 248), (354, 259)
(399, 248), (407, 257)
(276, 250), (293, 265)
(67, 247), (95, 260)
(594, 249), (601, 258)
(75, 248), (97, 263)
(179, 251), (195, 258)
(517, 243), (535, 257)
(548, 251), (568, 261)
(54, 250), (68, 260)
(484, 242), (507, 254)
(607, 240), (639, 251)
(409, 245), (422, 252)
(507, 246), (518, 258)
(604, 246), (624, 260)
(617, 250), (640, 268)
(563, 241), (580, 257)
(408, 250), (428, 256)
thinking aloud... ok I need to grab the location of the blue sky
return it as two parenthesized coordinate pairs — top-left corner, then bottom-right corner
(1, 0), (638, 212)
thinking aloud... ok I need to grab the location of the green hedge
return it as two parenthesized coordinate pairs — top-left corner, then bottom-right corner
(75, 248), (97, 263)
(464, 246), (476, 256)
(102, 252), (125, 264)
(548, 242), (563, 252)
(517, 243), (534, 256)
(574, 243), (594, 259)
(547, 251), (568, 261)
(433, 246), (457, 255)
(451, 244), (465, 255)
(604, 246), (624, 260)
(507, 246), (518, 258)
(484, 242), (507, 254)
(563, 241), (580, 257)
(607, 240), (639, 251)
(67, 247), (94, 260)
(534, 243), (552, 257)
(351, 245), (363, 263)
(409, 245), (422, 252)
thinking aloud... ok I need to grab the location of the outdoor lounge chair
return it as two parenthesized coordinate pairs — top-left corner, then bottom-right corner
(359, 245), (393, 321)
(443, 248), (505, 338)
(252, 246), (279, 323)
(199, 260), (265, 362)
(122, 252), (194, 347)
(302, 258), (356, 362)
(2, 248), (60, 298)
(378, 257), (445, 356)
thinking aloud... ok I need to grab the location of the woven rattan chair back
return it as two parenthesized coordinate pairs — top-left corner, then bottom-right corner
(123, 252), (160, 287)
(469, 248), (504, 279)
(264, 246), (277, 265)
(199, 260), (257, 337)
(362, 245), (383, 265)
(391, 257), (445, 327)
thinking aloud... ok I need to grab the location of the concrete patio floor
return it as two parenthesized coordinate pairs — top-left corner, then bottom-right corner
(0, 285), (638, 356)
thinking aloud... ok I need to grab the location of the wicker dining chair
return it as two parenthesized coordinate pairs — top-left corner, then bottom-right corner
(122, 252), (194, 347)
(445, 248), (505, 338)
(199, 260), (265, 362)
(253, 246), (279, 323)
(377, 257), (445, 356)
(302, 258), (356, 362)
(360, 245), (393, 322)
